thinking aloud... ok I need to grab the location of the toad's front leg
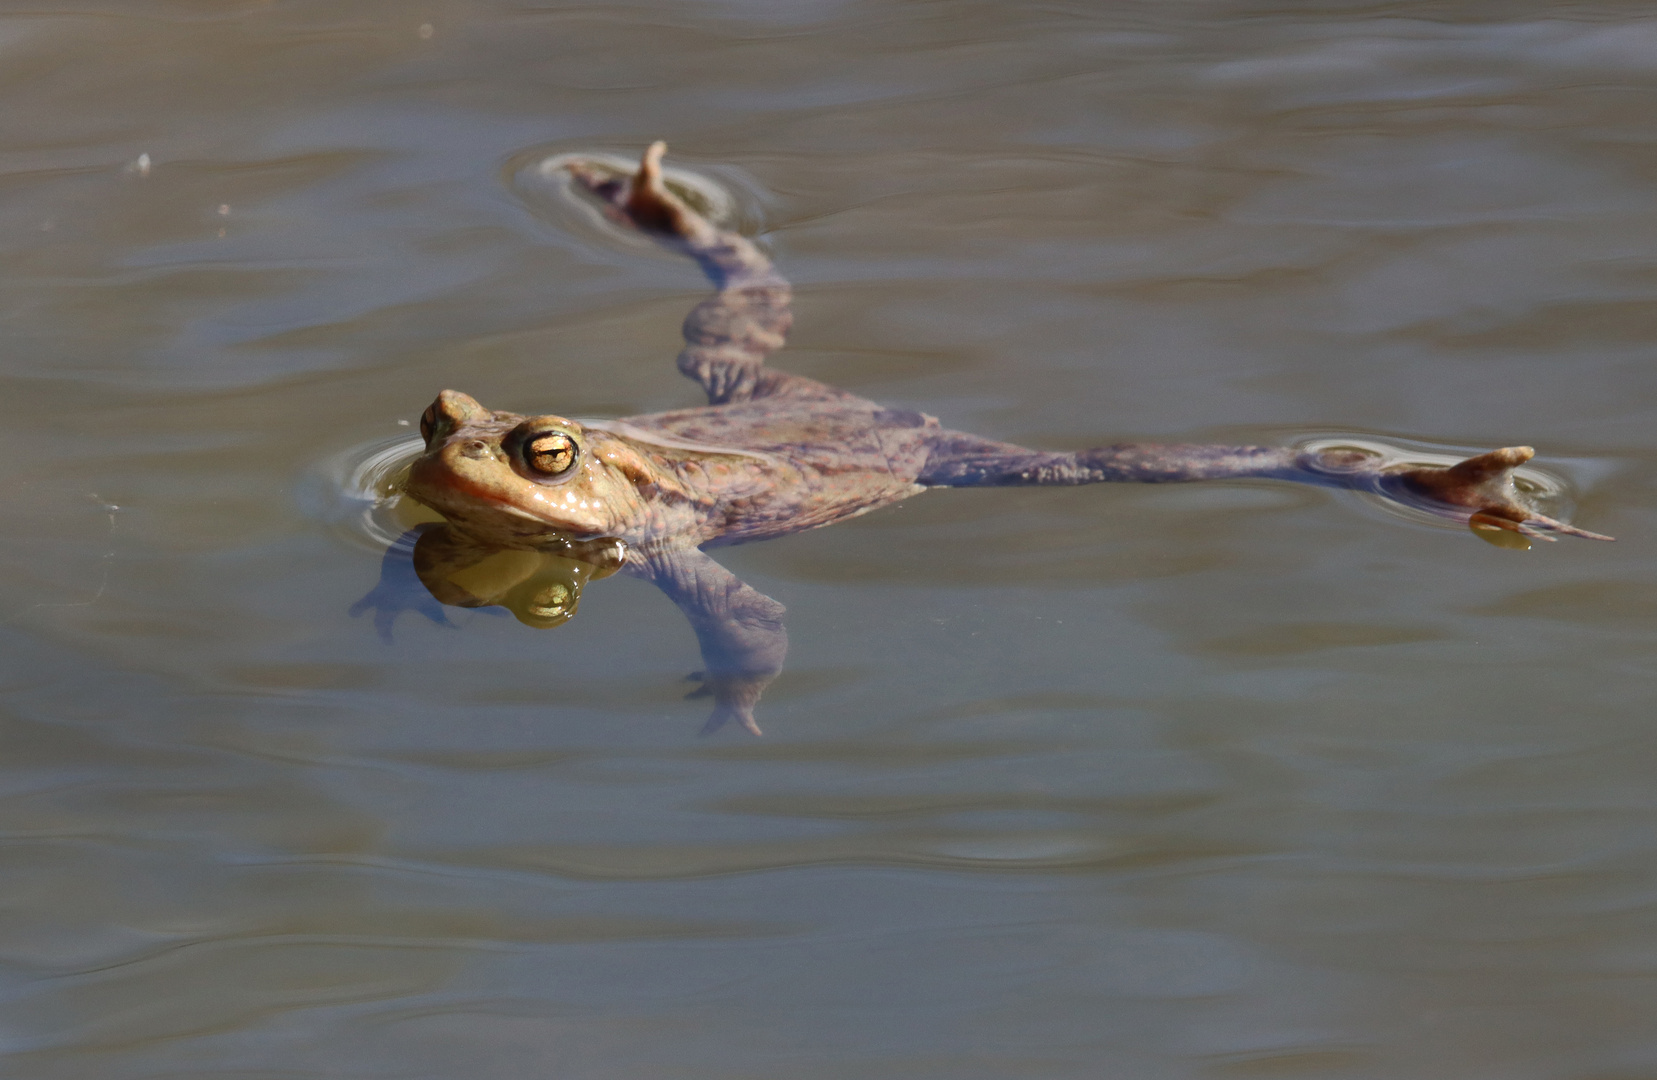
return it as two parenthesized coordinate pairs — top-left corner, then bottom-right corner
(634, 545), (789, 736)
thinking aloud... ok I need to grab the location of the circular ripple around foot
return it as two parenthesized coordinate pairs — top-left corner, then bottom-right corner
(1296, 433), (1583, 534)
(507, 145), (764, 253)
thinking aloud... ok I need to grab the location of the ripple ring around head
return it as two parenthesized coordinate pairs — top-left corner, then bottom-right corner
(301, 433), (431, 551)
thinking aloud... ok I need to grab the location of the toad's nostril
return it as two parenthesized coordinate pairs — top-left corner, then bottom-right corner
(462, 440), (490, 458)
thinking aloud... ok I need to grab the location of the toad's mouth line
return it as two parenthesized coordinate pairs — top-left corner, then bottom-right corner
(405, 468), (602, 533)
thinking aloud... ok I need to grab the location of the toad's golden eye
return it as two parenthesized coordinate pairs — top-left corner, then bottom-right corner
(419, 403), (438, 444)
(525, 431), (578, 476)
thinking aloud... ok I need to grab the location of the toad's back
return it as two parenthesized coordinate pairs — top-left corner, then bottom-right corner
(608, 394), (940, 546)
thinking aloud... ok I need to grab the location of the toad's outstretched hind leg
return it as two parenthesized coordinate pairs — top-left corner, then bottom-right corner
(569, 143), (842, 406)
(921, 432), (1613, 542)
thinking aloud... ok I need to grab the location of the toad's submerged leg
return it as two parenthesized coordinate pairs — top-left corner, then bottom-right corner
(569, 143), (846, 406)
(921, 433), (1611, 541)
(639, 545), (788, 737)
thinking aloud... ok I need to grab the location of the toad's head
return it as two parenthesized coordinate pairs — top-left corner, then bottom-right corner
(403, 390), (659, 547)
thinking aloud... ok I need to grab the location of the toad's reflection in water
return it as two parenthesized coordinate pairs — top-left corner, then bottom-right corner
(354, 522), (783, 734)
(408, 524), (626, 630)
(352, 525), (625, 633)
(365, 143), (1612, 735)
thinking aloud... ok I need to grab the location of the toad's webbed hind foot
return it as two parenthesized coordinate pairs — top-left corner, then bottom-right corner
(567, 141), (708, 243)
(568, 143), (831, 406)
(1383, 446), (1613, 542)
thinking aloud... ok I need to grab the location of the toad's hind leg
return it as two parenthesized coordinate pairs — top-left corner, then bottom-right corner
(920, 432), (1612, 541)
(569, 143), (843, 406)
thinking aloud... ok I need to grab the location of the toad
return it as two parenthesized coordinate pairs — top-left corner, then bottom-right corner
(385, 143), (1611, 734)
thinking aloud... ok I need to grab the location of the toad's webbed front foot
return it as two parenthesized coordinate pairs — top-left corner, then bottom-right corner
(1375, 446), (1613, 542)
(350, 527), (459, 642)
(636, 545), (788, 737)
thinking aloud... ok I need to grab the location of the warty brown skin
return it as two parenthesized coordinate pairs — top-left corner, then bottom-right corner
(398, 142), (1611, 734)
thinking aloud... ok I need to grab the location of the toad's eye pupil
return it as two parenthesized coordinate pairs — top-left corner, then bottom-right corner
(526, 432), (577, 475)
(420, 405), (437, 443)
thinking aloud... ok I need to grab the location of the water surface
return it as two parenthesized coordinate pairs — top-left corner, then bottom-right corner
(1, 2), (1655, 1077)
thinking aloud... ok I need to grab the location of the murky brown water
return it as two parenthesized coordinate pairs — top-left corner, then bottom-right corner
(2, 2), (1655, 1076)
